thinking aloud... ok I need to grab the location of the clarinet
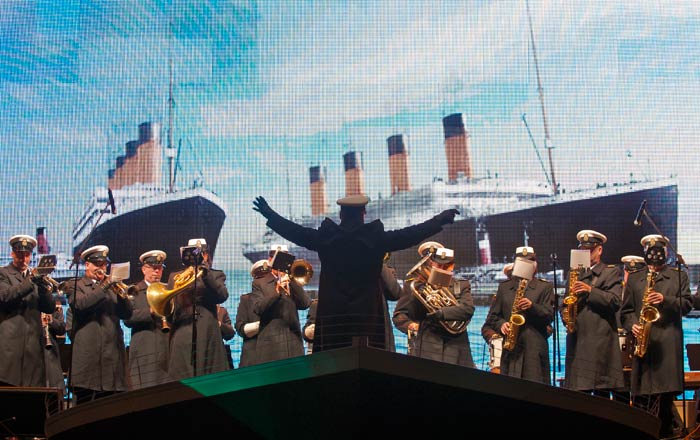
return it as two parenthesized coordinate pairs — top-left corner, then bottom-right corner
(42, 313), (53, 350)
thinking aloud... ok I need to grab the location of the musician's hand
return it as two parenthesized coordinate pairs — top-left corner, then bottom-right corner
(500, 322), (511, 335)
(647, 291), (664, 305)
(253, 196), (276, 219)
(517, 297), (532, 310)
(408, 322), (420, 332)
(426, 309), (444, 321)
(631, 324), (642, 338)
(436, 208), (460, 225)
(572, 281), (591, 295)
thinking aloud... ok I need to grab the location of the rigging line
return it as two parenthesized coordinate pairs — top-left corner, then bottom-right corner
(521, 113), (552, 188)
(525, 0), (558, 195)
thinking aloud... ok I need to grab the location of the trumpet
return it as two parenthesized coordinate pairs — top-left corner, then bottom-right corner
(95, 269), (134, 300)
(27, 266), (63, 293)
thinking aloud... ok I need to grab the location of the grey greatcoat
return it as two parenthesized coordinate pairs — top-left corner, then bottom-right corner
(393, 279), (475, 367)
(44, 303), (67, 389)
(124, 281), (170, 389)
(562, 262), (625, 391)
(68, 276), (133, 391)
(620, 266), (692, 395)
(251, 272), (311, 363)
(0, 264), (55, 386)
(167, 267), (229, 380)
(235, 293), (260, 367)
(380, 265), (401, 352)
(482, 277), (554, 385)
(265, 213), (445, 352)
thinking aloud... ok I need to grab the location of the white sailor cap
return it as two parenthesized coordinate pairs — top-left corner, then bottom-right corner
(9, 234), (37, 252)
(270, 244), (289, 253)
(418, 241), (444, 257)
(515, 246), (536, 261)
(336, 194), (369, 207)
(81, 245), (110, 264)
(187, 238), (208, 250)
(640, 234), (668, 249)
(140, 250), (167, 266)
(576, 229), (607, 248)
(432, 247), (454, 264)
(621, 255), (645, 272)
(250, 259), (270, 277)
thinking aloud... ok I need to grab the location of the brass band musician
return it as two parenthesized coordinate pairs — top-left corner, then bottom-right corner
(124, 250), (170, 389)
(67, 245), (133, 403)
(392, 242), (475, 367)
(235, 261), (263, 367)
(481, 247), (554, 385)
(620, 235), (691, 439)
(0, 235), (55, 387)
(561, 230), (625, 397)
(43, 298), (67, 391)
(249, 245), (311, 363)
(167, 238), (230, 379)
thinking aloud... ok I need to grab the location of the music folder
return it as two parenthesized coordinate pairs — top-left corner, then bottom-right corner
(271, 251), (295, 273)
(180, 245), (203, 266)
(33, 255), (57, 275)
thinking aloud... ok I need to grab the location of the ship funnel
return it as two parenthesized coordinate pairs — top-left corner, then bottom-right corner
(343, 151), (365, 197)
(309, 165), (328, 216)
(108, 122), (163, 191)
(36, 227), (50, 254)
(442, 113), (472, 182)
(387, 135), (410, 195)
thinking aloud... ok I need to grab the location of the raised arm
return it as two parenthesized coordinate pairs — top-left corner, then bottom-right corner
(253, 196), (320, 250)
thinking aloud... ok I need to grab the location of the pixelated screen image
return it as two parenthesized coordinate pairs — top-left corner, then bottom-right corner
(1, 0), (699, 375)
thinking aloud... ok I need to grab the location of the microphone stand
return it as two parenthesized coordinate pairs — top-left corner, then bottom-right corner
(550, 253), (560, 386)
(67, 195), (115, 405)
(639, 206), (688, 432)
(190, 249), (204, 377)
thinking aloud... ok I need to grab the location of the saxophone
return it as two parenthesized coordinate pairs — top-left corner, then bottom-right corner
(562, 267), (581, 333)
(633, 270), (660, 358)
(503, 278), (528, 351)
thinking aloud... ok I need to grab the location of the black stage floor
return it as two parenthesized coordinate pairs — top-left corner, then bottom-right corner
(45, 343), (660, 439)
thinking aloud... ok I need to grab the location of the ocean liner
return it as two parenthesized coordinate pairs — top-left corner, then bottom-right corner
(242, 112), (678, 289)
(72, 122), (227, 283)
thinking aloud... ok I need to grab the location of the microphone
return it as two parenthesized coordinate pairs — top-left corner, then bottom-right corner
(633, 200), (647, 226)
(108, 188), (117, 214)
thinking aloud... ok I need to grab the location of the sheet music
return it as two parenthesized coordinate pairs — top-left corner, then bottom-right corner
(570, 249), (591, 269)
(512, 257), (536, 280)
(109, 262), (130, 282)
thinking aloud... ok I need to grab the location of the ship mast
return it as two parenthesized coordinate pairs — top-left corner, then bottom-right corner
(166, 52), (176, 193)
(526, 0), (558, 195)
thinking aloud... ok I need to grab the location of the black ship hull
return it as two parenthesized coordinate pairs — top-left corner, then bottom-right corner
(244, 184), (678, 288)
(74, 195), (226, 283)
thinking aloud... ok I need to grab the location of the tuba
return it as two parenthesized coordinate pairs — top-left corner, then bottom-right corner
(147, 265), (205, 317)
(562, 266), (582, 333)
(503, 278), (528, 351)
(633, 270), (660, 358)
(406, 253), (466, 335)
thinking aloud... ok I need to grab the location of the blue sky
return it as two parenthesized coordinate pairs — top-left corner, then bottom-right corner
(1, 0), (699, 265)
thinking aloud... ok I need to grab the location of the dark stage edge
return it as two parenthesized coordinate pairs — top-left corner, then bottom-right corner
(46, 345), (661, 439)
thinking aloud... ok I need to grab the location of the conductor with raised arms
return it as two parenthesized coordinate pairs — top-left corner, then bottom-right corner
(253, 194), (458, 352)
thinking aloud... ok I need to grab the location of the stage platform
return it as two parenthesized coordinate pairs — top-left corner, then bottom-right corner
(46, 343), (661, 439)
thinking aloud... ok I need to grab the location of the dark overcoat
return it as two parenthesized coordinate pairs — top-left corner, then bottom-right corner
(0, 264), (55, 386)
(266, 213), (444, 352)
(123, 281), (170, 389)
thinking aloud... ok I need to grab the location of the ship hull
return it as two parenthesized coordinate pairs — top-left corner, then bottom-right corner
(244, 184), (678, 290)
(74, 195), (226, 283)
